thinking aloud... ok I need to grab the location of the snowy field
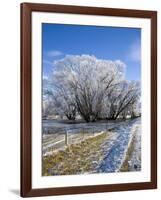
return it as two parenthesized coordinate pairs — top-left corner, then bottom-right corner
(42, 117), (141, 174)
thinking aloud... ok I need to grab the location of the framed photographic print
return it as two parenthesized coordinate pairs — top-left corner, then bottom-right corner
(21, 3), (157, 197)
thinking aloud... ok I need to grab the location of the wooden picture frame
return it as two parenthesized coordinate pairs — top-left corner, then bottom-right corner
(21, 2), (157, 197)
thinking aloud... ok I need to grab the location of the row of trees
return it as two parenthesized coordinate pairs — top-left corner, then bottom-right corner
(43, 55), (141, 122)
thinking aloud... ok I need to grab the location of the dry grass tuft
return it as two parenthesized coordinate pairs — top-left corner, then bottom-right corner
(120, 135), (136, 172)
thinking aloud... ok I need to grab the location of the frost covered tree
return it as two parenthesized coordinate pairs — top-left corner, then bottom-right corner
(43, 76), (77, 120)
(51, 55), (127, 122)
(43, 55), (140, 121)
(42, 75), (55, 118)
(42, 90), (55, 118)
(52, 91), (77, 120)
(103, 81), (140, 120)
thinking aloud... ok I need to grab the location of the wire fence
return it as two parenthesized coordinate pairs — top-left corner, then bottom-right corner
(42, 125), (113, 156)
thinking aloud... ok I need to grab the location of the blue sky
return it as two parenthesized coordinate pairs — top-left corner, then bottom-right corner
(42, 23), (141, 81)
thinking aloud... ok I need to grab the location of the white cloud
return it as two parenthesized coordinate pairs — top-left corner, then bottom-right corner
(43, 59), (53, 65)
(46, 50), (63, 57)
(43, 74), (48, 80)
(129, 40), (141, 62)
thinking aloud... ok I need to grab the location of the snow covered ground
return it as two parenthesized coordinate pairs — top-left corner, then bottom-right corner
(127, 124), (141, 171)
(42, 118), (141, 173)
(97, 118), (141, 173)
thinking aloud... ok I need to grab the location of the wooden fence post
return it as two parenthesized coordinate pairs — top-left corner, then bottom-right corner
(83, 128), (85, 140)
(106, 124), (108, 131)
(65, 131), (68, 146)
